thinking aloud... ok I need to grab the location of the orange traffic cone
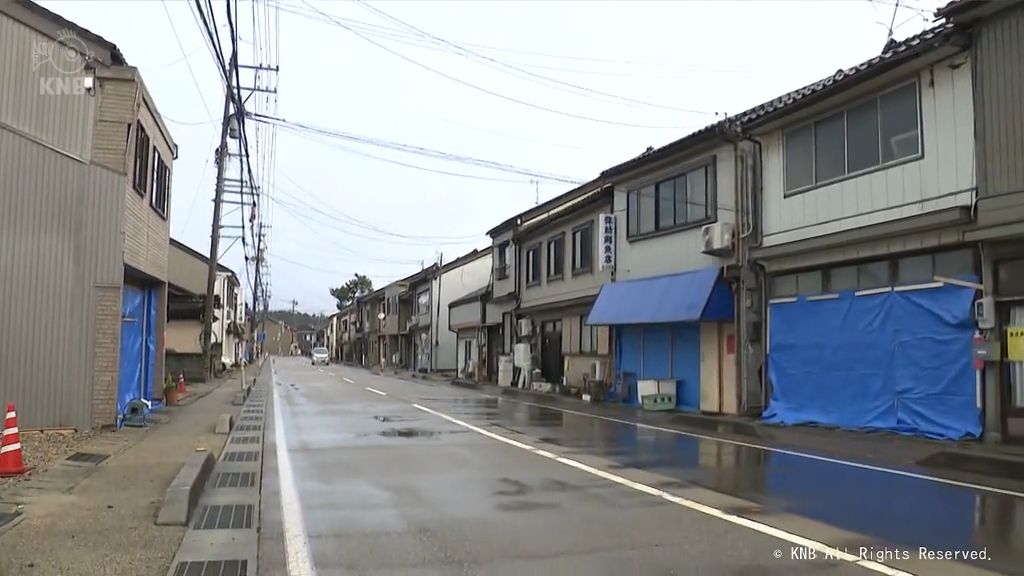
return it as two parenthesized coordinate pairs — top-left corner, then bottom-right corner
(1, 403), (30, 477)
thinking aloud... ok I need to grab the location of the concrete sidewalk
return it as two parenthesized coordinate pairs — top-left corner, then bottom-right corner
(457, 381), (1024, 493)
(0, 370), (253, 576)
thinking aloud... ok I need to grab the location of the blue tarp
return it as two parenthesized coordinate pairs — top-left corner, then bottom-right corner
(117, 286), (146, 426)
(764, 284), (981, 440)
(145, 287), (158, 401)
(587, 267), (733, 325)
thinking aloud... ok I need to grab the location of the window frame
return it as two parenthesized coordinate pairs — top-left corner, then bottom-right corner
(525, 243), (541, 287)
(495, 241), (509, 280)
(579, 315), (598, 354)
(546, 233), (565, 282)
(571, 222), (593, 276)
(625, 157), (717, 241)
(415, 287), (430, 315)
(782, 79), (923, 196)
(150, 151), (170, 219)
(132, 121), (150, 196)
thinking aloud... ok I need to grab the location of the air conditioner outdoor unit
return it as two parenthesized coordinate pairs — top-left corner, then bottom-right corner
(700, 222), (735, 256)
(518, 318), (533, 336)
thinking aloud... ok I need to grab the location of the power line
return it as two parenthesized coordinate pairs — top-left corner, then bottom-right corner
(162, 0), (215, 122)
(292, 0), (689, 130)
(354, 0), (716, 115)
(250, 112), (584, 184)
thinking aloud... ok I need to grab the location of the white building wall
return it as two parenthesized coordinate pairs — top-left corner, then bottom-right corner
(614, 142), (737, 280)
(760, 53), (976, 248)
(432, 252), (492, 371)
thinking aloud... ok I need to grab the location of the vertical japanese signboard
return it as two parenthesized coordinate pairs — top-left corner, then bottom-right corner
(599, 213), (615, 272)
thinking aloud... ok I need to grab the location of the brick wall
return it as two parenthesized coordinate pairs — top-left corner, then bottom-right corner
(91, 285), (122, 429)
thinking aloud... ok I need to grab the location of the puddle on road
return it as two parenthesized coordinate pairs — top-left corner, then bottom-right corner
(373, 415), (417, 423)
(378, 427), (438, 438)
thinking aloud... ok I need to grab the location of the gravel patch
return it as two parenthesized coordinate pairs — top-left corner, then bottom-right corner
(0, 430), (103, 490)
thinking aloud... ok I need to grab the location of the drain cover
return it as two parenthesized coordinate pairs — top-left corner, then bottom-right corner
(65, 452), (110, 465)
(193, 504), (254, 530)
(211, 471), (256, 489)
(229, 435), (260, 445)
(172, 559), (248, 576)
(223, 451), (259, 463)
(235, 424), (261, 432)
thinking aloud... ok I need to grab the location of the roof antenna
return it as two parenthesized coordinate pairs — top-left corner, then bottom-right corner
(882, 0), (901, 53)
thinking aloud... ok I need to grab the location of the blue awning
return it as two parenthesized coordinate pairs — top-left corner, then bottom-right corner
(586, 267), (733, 325)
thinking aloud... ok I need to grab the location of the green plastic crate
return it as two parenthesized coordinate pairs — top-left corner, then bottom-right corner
(641, 394), (675, 411)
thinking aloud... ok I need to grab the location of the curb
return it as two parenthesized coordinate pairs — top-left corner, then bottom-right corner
(449, 379), (482, 390)
(155, 451), (216, 526)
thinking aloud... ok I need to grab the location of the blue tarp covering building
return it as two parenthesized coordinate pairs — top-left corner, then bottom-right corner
(587, 267), (734, 410)
(764, 284), (981, 440)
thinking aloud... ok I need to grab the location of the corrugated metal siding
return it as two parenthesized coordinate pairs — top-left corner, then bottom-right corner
(975, 3), (1024, 197)
(0, 14), (95, 161)
(0, 127), (124, 430)
(761, 53), (976, 247)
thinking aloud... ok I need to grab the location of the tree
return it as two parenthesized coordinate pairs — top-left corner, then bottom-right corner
(330, 274), (374, 310)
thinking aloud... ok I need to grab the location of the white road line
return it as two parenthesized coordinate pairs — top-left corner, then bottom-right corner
(328, 372), (336, 377)
(272, 375), (318, 576)
(501, 397), (1024, 500)
(317, 368), (324, 373)
(342, 377), (355, 384)
(413, 402), (913, 576)
(365, 387), (387, 396)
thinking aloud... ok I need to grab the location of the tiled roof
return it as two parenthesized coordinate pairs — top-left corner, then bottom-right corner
(734, 22), (960, 128)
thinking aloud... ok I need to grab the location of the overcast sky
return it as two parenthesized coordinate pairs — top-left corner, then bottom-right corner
(43, 0), (945, 314)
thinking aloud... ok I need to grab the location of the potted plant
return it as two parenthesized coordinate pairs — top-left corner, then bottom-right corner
(164, 374), (179, 406)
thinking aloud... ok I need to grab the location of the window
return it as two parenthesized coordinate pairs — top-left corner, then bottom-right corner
(572, 223), (593, 274)
(626, 161), (715, 238)
(132, 122), (150, 195)
(934, 249), (974, 279)
(829, 266), (858, 292)
(547, 234), (564, 280)
(526, 245), (540, 286)
(784, 81), (921, 193)
(495, 242), (509, 279)
(151, 153), (170, 218)
(580, 315), (598, 354)
(858, 261), (891, 289)
(897, 254), (933, 285)
(543, 320), (562, 333)
(416, 288), (430, 315)
(770, 271), (821, 297)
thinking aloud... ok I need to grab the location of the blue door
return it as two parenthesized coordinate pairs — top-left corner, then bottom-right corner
(671, 324), (701, 411)
(118, 286), (146, 426)
(615, 324), (701, 410)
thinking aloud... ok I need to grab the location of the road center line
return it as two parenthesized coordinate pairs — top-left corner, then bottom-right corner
(342, 377), (355, 384)
(272, 373), (318, 576)
(497, 396), (1024, 500)
(412, 402), (913, 576)
(365, 386), (387, 396)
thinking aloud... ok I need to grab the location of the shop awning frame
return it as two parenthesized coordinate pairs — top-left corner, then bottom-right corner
(585, 266), (733, 326)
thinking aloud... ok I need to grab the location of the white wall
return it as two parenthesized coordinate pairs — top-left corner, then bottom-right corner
(432, 252), (492, 371)
(614, 142), (737, 280)
(759, 53), (975, 247)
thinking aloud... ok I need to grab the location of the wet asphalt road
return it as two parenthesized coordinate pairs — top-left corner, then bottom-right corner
(260, 358), (1023, 576)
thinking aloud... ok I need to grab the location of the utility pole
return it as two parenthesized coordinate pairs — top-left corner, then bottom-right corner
(531, 180), (539, 205)
(290, 299), (298, 315)
(202, 52), (236, 380)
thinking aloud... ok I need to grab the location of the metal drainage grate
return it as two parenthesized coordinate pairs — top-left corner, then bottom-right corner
(193, 504), (254, 530)
(172, 559), (248, 576)
(222, 451), (259, 463)
(211, 471), (256, 489)
(235, 424), (261, 432)
(229, 435), (260, 445)
(65, 452), (110, 465)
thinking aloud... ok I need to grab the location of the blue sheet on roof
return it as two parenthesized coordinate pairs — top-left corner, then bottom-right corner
(587, 266), (733, 325)
(764, 284), (981, 440)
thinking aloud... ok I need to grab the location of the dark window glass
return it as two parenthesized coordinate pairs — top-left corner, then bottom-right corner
(829, 266), (858, 292)
(686, 167), (708, 222)
(547, 236), (564, 279)
(572, 224), (592, 272)
(858, 261), (891, 289)
(673, 175), (687, 225)
(880, 82), (920, 163)
(814, 112), (846, 183)
(897, 254), (934, 284)
(847, 99), (881, 172)
(627, 191), (639, 237)
(784, 125), (814, 192)
(638, 185), (656, 234)
(657, 180), (675, 229)
(796, 271), (823, 295)
(935, 249), (975, 279)
(526, 247), (540, 285)
(771, 275), (797, 297)
(996, 258), (1024, 297)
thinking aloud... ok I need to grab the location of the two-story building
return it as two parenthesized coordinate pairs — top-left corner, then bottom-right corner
(938, 0), (1024, 443)
(432, 250), (492, 373)
(734, 23), (983, 440)
(399, 265), (438, 373)
(586, 126), (744, 413)
(0, 1), (177, 430)
(360, 288), (384, 367)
